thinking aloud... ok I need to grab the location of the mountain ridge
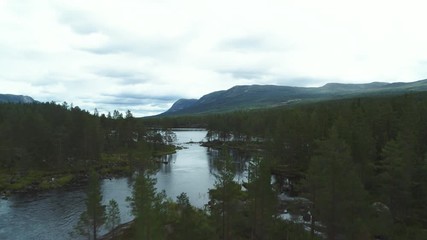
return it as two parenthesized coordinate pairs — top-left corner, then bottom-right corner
(160, 79), (427, 116)
(0, 94), (36, 104)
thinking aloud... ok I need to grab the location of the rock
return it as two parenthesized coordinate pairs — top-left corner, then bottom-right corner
(303, 212), (311, 222)
(99, 220), (134, 240)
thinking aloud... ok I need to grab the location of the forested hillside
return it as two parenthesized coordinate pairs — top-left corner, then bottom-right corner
(151, 92), (427, 239)
(0, 102), (144, 171)
(0, 102), (181, 194)
(160, 79), (427, 116)
(2, 92), (427, 239)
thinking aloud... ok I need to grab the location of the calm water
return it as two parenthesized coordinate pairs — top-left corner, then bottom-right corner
(0, 129), (249, 240)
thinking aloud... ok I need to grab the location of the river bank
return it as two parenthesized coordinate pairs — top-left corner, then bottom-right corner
(99, 220), (135, 240)
(0, 167), (128, 199)
(201, 139), (264, 152)
(1, 129), (213, 240)
(0, 144), (178, 197)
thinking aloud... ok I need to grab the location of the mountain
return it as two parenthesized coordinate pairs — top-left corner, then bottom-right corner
(164, 99), (198, 114)
(0, 94), (36, 104)
(159, 79), (427, 116)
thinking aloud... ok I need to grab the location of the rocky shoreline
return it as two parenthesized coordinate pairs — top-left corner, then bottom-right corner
(99, 220), (135, 240)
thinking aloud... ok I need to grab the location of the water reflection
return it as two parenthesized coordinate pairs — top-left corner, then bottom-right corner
(0, 129), (255, 239)
(157, 154), (177, 173)
(206, 148), (251, 183)
(154, 139), (213, 208)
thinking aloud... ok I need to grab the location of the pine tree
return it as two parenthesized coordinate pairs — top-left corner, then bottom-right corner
(72, 211), (90, 239)
(172, 193), (216, 240)
(87, 171), (106, 240)
(74, 171), (106, 240)
(105, 199), (121, 239)
(246, 157), (276, 239)
(128, 171), (166, 239)
(208, 149), (243, 240)
(303, 128), (368, 240)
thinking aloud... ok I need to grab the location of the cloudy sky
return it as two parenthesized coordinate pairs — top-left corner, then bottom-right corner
(1, 0), (427, 116)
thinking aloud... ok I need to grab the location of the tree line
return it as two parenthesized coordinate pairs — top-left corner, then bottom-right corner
(75, 150), (314, 240)
(0, 102), (166, 174)
(150, 93), (427, 239)
(3, 92), (427, 239)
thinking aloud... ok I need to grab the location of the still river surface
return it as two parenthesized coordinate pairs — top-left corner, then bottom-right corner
(0, 129), (250, 240)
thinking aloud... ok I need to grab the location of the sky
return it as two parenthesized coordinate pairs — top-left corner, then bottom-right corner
(1, 0), (427, 116)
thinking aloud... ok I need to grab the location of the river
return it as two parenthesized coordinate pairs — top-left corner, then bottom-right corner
(0, 129), (249, 240)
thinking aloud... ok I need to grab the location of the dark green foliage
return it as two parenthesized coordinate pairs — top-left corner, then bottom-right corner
(303, 129), (369, 240)
(0, 102), (104, 171)
(127, 171), (167, 240)
(151, 92), (427, 238)
(171, 193), (216, 240)
(74, 170), (106, 240)
(4, 90), (427, 238)
(106, 199), (121, 239)
(0, 102), (149, 181)
(377, 139), (412, 221)
(86, 171), (106, 239)
(208, 150), (245, 240)
(245, 157), (277, 239)
(72, 211), (91, 239)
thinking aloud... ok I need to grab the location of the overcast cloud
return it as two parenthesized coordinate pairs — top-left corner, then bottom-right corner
(1, 0), (427, 116)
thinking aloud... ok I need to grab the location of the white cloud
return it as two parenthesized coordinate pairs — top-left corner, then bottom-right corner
(0, 0), (427, 116)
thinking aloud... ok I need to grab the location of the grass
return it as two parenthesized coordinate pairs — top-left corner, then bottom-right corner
(1, 142), (178, 193)
(39, 174), (74, 190)
(7, 170), (43, 191)
(0, 170), (76, 192)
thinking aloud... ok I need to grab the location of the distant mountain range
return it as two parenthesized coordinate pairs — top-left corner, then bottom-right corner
(160, 79), (427, 116)
(0, 94), (36, 104)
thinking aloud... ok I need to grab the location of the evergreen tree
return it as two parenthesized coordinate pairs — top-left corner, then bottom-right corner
(208, 150), (243, 240)
(411, 154), (427, 229)
(376, 131), (418, 227)
(128, 171), (166, 240)
(87, 171), (106, 240)
(72, 211), (91, 239)
(74, 171), (106, 240)
(105, 199), (121, 239)
(172, 193), (216, 240)
(303, 128), (368, 240)
(246, 157), (277, 239)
